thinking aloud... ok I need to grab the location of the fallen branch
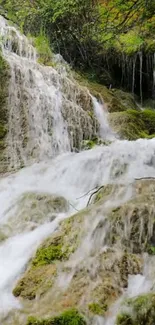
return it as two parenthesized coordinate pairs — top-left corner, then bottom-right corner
(87, 185), (104, 206)
(135, 177), (155, 180)
(76, 186), (98, 200)
(69, 202), (79, 212)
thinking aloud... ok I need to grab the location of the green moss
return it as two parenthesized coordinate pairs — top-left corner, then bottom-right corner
(13, 209), (86, 299)
(88, 302), (107, 316)
(74, 72), (138, 113)
(147, 245), (155, 255)
(116, 293), (155, 325)
(27, 309), (86, 325)
(116, 313), (133, 325)
(93, 185), (113, 204)
(109, 109), (155, 140)
(81, 137), (111, 150)
(81, 139), (96, 150)
(111, 89), (139, 111)
(106, 180), (155, 253)
(32, 244), (65, 267)
(141, 109), (155, 134)
(4, 192), (69, 237)
(13, 264), (57, 299)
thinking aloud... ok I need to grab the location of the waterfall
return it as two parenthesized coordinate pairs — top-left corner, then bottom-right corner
(92, 96), (116, 141)
(0, 16), (99, 171)
(0, 15), (155, 325)
(0, 139), (155, 322)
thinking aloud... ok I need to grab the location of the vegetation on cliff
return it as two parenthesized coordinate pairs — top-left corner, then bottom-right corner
(1, 0), (155, 99)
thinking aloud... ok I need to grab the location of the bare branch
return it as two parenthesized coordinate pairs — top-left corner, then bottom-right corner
(135, 177), (155, 180)
(69, 202), (79, 212)
(76, 186), (98, 200)
(87, 185), (104, 206)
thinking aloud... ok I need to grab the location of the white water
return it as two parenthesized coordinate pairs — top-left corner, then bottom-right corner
(92, 96), (116, 141)
(0, 139), (155, 321)
(0, 15), (155, 325)
(0, 16), (99, 171)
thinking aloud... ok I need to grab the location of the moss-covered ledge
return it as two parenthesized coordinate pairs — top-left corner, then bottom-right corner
(12, 210), (86, 300)
(26, 309), (86, 325)
(116, 293), (155, 325)
(109, 109), (155, 140)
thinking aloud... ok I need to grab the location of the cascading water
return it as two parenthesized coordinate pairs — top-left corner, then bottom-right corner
(0, 16), (99, 171)
(92, 96), (116, 141)
(0, 15), (155, 325)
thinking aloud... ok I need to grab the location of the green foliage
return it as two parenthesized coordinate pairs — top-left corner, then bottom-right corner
(34, 34), (53, 65)
(1, 0), (155, 97)
(115, 30), (144, 55)
(26, 309), (86, 325)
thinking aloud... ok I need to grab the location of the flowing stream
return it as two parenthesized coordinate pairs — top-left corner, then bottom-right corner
(0, 15), (155, 325)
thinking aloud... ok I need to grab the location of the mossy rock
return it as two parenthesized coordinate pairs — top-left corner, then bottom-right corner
(27, 309), (86, 325)
(116, 293), (155, 325)
(93, 185), (114, 204)
(43, 250), (141, 317)
(13, 264), (57, 300)
(106, 180), (155, 253)
(111, 89), (139, 111)
(88, 302), (107, 316)
(109, 109), (155, 140)
(74, 72), (139, 113)
(12, 185), (143, 315)
(143, 99), (155, 110)
(13, 237), (71, 299)
(141, 109), (155, 134)
(81, 138), (111, 150)
(91, 184), (128, 205)
(12, 209), (86, 300)
(32, 244), (64, 267)
(2, 192), (69, 236)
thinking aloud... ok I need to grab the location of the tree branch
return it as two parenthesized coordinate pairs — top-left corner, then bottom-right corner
(87, 185), (104, 206)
